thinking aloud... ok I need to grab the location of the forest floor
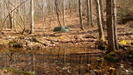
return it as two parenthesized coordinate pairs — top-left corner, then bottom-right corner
(0, 10), (133, 74)
(0, 21), (132, 75)
(0, 12), (132, 52)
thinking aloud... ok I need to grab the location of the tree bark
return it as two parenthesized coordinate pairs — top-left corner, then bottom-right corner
(99, 0), (105, 29)
(55, 0), (62, 26)
(106, 0), (118, 53)
(86, 0), (90, 26)
(113, 0), (119, 50)
(9, 13), (13, 29)
(63, 0), (66, 26)
(69, 0), (72, 17)
(89, 0), (93, 26)
(79, 0), (84, 30)
(95, 0), (105, 41)
(30, 0), (35, 34)
(42, 0), (45, 32)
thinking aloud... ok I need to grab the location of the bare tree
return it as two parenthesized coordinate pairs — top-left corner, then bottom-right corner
(89, 0), (93, 26)
(79, 0), (84, 30)
(9, 13), (13, 29)
(99, 0), (105, 29)
(95, 0), (105, 41)
(69, 0), (72, 17)
(86, 0), (93, 27)
(30, 0), (35, 34)
(42, 0), (46, 32)
(86, 0), (90, 26)
(55, 0), (61, 26)
(0, 0), (27, 32)
(6, 0), (13, 29)
(0, 0), (5, 28)
(63, 0), (66, 26)
(106, 0), (118, 53)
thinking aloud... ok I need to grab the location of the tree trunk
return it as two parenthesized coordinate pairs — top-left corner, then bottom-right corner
(55, 0), (62, 26)
(69, 0), (72, 17)
(1, 0), (5, 28)
(86, 0), (90, 26)
(9, 13), (13, 29)
(89, 0), (93, 26)
(99, 0), (105, 29)
(79, 0), (84, 30)
(42, 0), (45, 32)
(113, 0), (119, 50)
(30, 0), (35, 34)
(95, 0), (105, 41)
(63, 0), (66, 26)
(106, 0), (118, 53)
(86, 0), (93, 27)
(13, 0), (18, 33)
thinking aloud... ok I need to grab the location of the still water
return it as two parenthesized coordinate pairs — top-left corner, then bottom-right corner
(0, 46), (133, 75)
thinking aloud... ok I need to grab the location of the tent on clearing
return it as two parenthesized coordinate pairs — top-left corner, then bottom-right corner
(54, 26), (69, 32)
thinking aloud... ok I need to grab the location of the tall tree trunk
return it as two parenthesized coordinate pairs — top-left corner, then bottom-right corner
(55, 0), (61, 26)
(6, 0), (10, 29)
(99, 0), (105, 29)
(113, 0), (119, 50)
(89, 0), (93, 26)
(106, 0), (118, 53)
(13, 0), (18, 33)
(95, 0), (105, 41)
(42, 0), (45, 32)
(63, 0), (66, 26)
(79, 0), (84, 30)
(86, 0), (90, 26)
(69, 0), (72, 17)
(9, 13), (13, 29)
(1, 0), (5, 28)
(30, 0), (35, 34)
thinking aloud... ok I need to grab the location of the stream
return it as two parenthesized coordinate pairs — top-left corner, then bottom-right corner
(0, 46), (133, 75)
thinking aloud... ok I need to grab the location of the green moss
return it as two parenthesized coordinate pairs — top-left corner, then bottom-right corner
(129, 50), (133, 55)
(127, 46), (133, 55)
(100, 36), (106, 41)
(4, 68), (35, 75)
(8, 40), (14, 47)
(105, 51), (119, 62)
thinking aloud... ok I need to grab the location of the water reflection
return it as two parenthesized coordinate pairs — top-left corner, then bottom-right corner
(0, 48), (132, 75)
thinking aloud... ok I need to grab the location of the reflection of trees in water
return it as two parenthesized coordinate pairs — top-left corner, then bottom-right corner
(0, 51), (104, 74)
(0, 51), (131, 75)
